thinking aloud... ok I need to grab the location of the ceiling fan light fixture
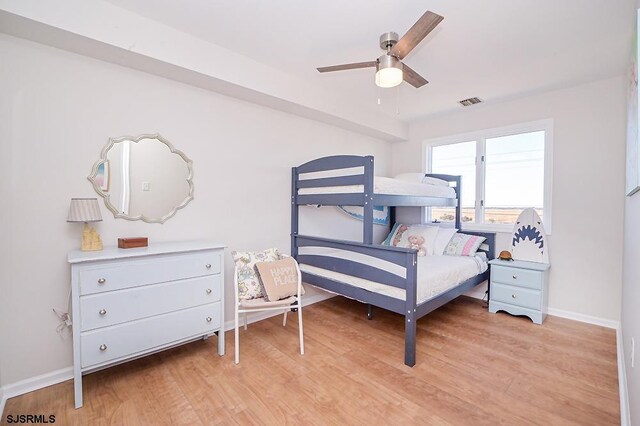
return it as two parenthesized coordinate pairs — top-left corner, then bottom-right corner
(375, 55), (403, 88)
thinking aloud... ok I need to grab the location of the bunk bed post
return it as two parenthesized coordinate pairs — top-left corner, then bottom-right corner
(363, 156), (374, 244)
(404, 251), (418, 367)
(454, 175), (462, 231)
(291, 166), (299, 258)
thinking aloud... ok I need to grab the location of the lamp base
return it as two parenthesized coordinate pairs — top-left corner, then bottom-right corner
(81, 223), (103, 251)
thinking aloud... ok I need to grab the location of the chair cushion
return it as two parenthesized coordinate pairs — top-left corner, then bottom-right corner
(255, 257), (304, 301)
(239, 296), (298, 308)
(232, 248), (280, 300)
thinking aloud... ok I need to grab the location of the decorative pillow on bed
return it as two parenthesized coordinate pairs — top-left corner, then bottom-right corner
(232, 248), (280, 300)
(382, 223), (438, 256)
(443, 233), (486, 257)
(255, 257), (304, 302)
(432, 227), (458, 255)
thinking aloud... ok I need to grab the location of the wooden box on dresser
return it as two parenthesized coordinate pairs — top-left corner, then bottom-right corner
(488, 258), (550, 325)
(68, 241), (225, 409)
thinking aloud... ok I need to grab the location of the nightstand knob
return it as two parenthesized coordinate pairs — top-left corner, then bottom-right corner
(206, 288), (212, 294)
(206, 317), (212, 322)
(511, 294), (517, 299)
(99, 344), (107, 351)
(99, 309), (107, 316)
(512, 275), (517, 279)
(205, 264), (212, 269)
(98, 278), (106, 284)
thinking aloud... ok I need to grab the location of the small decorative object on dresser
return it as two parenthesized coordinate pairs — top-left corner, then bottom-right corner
(67, 198), (103, 251)
(117, 237), (148, 249)
(68, 240), (225, 408)
(488, 259), (550, 324)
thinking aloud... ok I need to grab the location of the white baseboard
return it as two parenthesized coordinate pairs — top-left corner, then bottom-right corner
(617, 326), (631, 426)
(1, 366), (74, 415)
(0, 386), (5, 420)
(546, 307), (619, 329)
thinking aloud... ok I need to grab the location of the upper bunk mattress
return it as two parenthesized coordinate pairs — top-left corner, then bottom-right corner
(298, 176), (456, 198)
(299, 252), (487, 305)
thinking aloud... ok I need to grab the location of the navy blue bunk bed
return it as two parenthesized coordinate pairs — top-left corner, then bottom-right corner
(291, 155), (495, 367)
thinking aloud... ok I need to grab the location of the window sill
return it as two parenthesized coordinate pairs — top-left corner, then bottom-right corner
(461, 223), (552, 236)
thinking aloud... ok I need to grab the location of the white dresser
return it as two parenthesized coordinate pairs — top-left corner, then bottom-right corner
(68, 241), (225, 408)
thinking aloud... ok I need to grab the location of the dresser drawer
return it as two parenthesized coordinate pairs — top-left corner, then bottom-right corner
(79, 251), (221, 295)
(491, 265), (542, 290)
(491, 282), (541, 310)
(80, 302), (221, 368)
(79, 275), (221, 331)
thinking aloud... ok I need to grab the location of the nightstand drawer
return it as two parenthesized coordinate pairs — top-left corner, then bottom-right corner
(491, 283), (541, 310)
(491, 265), (542, 290)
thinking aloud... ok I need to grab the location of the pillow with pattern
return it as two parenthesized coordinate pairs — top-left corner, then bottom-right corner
(382, 223), (439, 256)
(232, 248), (280, 300)
(443, 233), (486, 257)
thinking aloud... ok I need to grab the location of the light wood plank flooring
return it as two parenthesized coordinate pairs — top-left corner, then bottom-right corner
(1, 296), (619, 425)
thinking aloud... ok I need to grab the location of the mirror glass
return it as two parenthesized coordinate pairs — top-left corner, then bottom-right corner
(88, 134), (193, 223)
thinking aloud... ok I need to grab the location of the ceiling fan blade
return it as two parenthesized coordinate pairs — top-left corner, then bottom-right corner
(317, 61), (377, 73)
(402, 64), (429, 88)
(391, 11), (444, 60)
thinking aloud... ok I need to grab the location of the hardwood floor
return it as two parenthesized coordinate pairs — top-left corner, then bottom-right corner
(1, 296), (619, 425)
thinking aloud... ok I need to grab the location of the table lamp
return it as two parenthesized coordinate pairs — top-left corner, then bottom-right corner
(67, 198), (103, 251)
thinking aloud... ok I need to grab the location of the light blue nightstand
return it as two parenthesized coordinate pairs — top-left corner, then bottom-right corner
(488, 259), (550, 324)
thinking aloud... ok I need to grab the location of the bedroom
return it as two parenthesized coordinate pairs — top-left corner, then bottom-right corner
(0, 0), (639, 425)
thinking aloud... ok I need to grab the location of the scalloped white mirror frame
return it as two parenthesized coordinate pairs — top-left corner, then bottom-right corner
(88, 133), (194, 224)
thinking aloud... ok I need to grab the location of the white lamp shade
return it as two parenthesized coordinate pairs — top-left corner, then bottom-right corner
(67, 198), (102, 222)
(375, 67), (403, 88)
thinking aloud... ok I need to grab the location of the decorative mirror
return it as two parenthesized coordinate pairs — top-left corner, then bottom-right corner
(88, 133), (193, 223)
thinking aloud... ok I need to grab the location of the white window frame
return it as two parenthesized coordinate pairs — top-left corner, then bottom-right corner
(422, 119), (553, 234)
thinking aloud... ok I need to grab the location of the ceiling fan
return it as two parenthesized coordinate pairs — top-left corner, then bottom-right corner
(317, 10), (444, 89)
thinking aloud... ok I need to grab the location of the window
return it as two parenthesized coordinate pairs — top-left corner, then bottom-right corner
(425, 120), (552, 232)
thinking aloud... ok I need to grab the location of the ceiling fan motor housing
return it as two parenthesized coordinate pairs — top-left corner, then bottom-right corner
(379, 32), (399, 50)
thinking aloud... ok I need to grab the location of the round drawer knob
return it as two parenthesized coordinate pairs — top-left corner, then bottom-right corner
(206, 317), (212, 322)
(512, 275), (517, 279)
(206, 288), (212, 294)
(98, 278), (106, 284)
(511, 294), (517, 299)
(99, 309), (107, 316)
(205, 264), (212, 269)
(99, 344), (107, 351)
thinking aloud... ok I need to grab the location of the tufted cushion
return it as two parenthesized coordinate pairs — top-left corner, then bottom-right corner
(232, 248), (280, 300)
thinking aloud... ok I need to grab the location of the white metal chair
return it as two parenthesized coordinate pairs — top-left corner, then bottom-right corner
(234, 254), (304, 364)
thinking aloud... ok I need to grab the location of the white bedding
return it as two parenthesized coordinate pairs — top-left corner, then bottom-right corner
(298, 176), (456, 199)
(299, 252), (487, 304)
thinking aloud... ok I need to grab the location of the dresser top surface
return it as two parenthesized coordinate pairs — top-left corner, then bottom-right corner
(489, 258), (550, 271)
(68, 240), (226, 264)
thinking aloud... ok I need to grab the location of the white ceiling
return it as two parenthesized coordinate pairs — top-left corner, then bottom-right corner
(104, 0), (636, 122)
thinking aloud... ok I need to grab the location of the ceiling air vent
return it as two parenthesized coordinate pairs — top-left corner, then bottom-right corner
(459, 97), (482, 107)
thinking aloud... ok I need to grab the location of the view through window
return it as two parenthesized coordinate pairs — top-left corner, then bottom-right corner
(428, 122), (550, 230)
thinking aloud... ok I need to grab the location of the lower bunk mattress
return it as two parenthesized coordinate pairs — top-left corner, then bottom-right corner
(299, 251), (488, 305)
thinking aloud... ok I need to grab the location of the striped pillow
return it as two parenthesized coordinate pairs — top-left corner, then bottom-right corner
(443, 233), (486, 257)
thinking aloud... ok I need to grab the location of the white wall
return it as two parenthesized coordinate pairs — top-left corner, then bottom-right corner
(0, 34), (392, 386)
(392, 76), (626, 322)
(622, 193), (640, 425)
